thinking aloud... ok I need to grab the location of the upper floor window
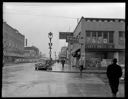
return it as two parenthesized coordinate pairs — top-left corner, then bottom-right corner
(118, 31), (125, 45)
(119, 31), (125, 39)
(109, 31), (114, 43)
(98, 32), (102, 37)
(103, 32), (108, 39)
(92, 32), (96, 37)
(86, 31), (91, 37)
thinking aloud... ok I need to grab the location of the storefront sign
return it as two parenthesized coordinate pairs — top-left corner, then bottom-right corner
(66, 36), (79, 43)
(85, 44), (114, 49)
(59, 32), (73, 39)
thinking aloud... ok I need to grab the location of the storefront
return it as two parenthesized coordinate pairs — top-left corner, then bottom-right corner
(66, 17), (125, 68)
(71, 49), (81, 67)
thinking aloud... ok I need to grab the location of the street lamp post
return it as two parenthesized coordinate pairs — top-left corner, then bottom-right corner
(48, 32), (53, 61)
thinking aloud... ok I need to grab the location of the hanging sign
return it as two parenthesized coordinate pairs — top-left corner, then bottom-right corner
(59, 32), (73, 39)
(66, 36), (79, 43)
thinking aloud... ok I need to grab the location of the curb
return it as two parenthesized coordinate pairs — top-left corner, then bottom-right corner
(36, 70), (106, 74)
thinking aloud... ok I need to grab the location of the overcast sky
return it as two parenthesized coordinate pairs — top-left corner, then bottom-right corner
(3, 3), (125, 59)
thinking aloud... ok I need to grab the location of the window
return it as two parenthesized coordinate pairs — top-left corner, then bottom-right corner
(97, 32), (103, 43)
(86, 31), (91, 37)
(103, 32), (108, 39)
(98, 32), (102, 37)
(119, 31), (125, 38)
(109, 32), (114, 43)
(92, 32), (96, 37)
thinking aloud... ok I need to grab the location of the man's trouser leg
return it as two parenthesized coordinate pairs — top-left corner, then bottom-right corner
(109, 80), (119, 97)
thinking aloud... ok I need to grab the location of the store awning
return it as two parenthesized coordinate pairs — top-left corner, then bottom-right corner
(71, 48), (80, 53)
(71, 48), (81, 58)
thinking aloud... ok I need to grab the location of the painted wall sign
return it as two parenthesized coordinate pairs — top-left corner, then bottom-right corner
(85, 44), (114, 49)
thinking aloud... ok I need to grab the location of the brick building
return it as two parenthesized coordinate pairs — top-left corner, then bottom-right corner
(3, 22), (25, 63)
(68, 17), (125, 68)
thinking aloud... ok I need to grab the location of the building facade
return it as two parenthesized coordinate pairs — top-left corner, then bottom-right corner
(59, 46), (68, 60)
(3, 22), (25, 63)
(24, 46), (39, 60)
(70, 17), (125, 68)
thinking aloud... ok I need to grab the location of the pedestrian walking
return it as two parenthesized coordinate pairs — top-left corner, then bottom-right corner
(106, 58), (122, 97)
(61, 59), (65, 69)
(79, 57), (84, 77)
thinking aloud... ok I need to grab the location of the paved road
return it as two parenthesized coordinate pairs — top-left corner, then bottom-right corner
(2, 63), (124, 97)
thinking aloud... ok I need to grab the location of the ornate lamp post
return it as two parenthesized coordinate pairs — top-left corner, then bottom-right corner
(48, 32), (53, 61)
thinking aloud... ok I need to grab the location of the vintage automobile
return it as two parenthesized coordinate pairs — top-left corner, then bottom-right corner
(35, 62), (47, 70)
(35, 60), (52, 71)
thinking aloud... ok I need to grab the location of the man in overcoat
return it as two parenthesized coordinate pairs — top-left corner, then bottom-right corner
(106, 58), (122, 97)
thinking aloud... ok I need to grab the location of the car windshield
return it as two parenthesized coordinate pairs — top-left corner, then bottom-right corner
(38, 59), (46, 64)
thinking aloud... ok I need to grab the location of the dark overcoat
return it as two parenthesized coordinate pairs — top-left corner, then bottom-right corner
(106, 63), (122, 94)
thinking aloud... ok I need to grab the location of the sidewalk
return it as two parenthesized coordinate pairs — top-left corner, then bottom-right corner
(51, 63), (106, 73)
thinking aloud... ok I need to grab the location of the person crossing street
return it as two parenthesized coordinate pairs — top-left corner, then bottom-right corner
(61, 59), (65, 70)
(79, 57), (84, 77)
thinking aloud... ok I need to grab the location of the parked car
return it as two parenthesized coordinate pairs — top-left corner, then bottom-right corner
(35, 60), (53, 71)
(35, 62), (47, 70)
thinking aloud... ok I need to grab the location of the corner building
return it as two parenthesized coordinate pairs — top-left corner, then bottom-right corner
(3, 22), (25, 63)
(72, 17), (125, 68)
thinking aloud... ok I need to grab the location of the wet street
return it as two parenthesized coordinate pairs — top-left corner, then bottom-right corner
(2, 63), (124, 97)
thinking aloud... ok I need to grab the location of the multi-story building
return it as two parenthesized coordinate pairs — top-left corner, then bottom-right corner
(3, 22), (25, 63)
(69, 17), (125, 68)
(24, 46), (39, 59)
(59, 46), (68, 60)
